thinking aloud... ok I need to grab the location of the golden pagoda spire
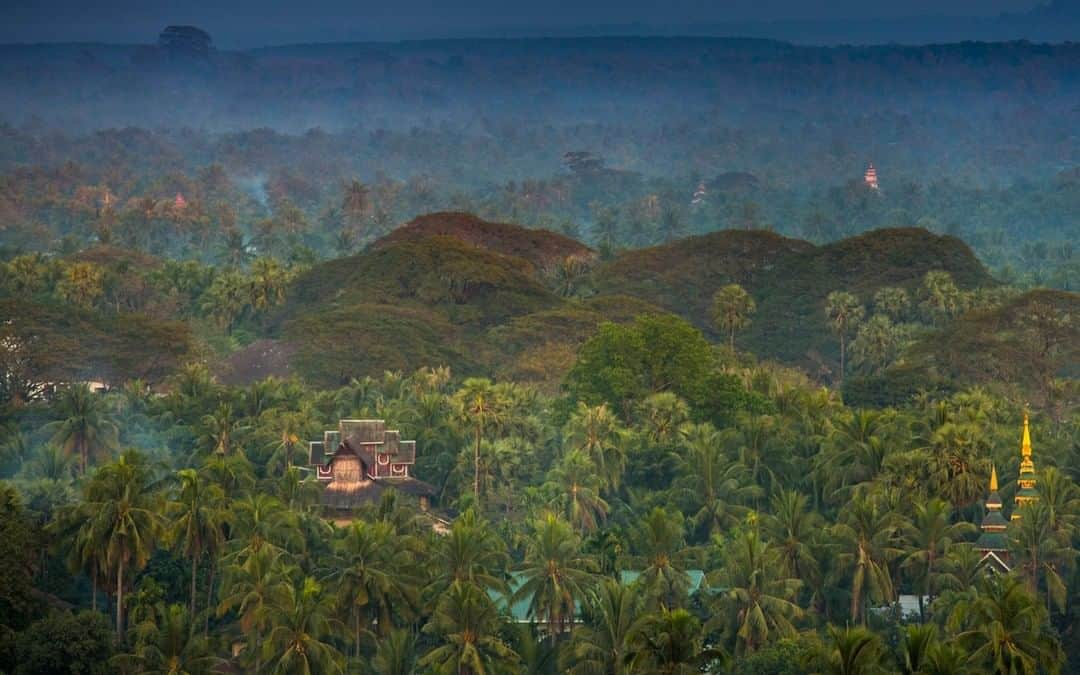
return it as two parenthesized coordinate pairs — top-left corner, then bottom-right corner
(1021, 412), (1032, 458)
(1013, 409), (1039, 520)
(990, 464), (998, 492)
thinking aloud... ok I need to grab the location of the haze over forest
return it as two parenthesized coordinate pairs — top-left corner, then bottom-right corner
(1, 10), (1079, 675)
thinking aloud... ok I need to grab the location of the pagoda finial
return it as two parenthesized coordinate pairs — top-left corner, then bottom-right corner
(1021, 411), (1032, 458)
(990, 464), (998, 492)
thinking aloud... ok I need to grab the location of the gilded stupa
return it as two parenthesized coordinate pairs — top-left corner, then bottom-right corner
(1012, 412), (1039, 520)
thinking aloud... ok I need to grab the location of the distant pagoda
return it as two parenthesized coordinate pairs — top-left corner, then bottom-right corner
(863, 163), (880, 191)
(1013, 412), (1039, 520)
(690, 181), (707, 207)
(975, 465), (1010, 572)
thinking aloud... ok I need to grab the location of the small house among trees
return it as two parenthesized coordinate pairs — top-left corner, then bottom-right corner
(308, 419), (435, 512)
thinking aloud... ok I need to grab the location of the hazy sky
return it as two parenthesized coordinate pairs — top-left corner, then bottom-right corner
(2, 0), (1046, 47)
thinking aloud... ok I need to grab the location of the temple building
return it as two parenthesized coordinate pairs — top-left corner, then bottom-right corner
(308, 419), (436, 514)
(975, 466), (1010, 572)
(975, 412), (1040, 572)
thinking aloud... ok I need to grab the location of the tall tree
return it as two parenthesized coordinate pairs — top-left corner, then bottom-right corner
(45, 383), (119, 475)
(420, 581), (521, 675)
(824, 291), (865, 384)
(514, 514), (595, 643)
(711, 284), (756, 351)
(83, 450), (164, 639)
(263, 577), (345, 675)
(168, 468), (226, 619)
(454, 378), (505, 508)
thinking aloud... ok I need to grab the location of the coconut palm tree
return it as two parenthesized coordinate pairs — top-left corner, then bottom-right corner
(370, 628), (418, 675)
(563, 402), (627, 491)
(763, 490), (823, 593)
(561, 579), (643, 675)
(675, 423), (758, 538)
(329, 520), (421, 660)
(817, 625), (887, 675)
(263, 577), (345, 675)
(955, 575), (1064, 675)
(634, 508), (692, 611)
(626, 608), (708, 675)
(545, 449), (609, 533)
(45, 383), (120, 474)
(83, 449), (164, 639)
(514, 513), (596, 643)
(1008, 501), (1075, 612)
(217, 547), (292, 672)
(902, 498), (976, 620)
(420, 581), (521, 675)
(833, 496), (905, 625)
(428, 509), (509, 598)
(168, 468), (226, 619)
(114, 603), (222, 675)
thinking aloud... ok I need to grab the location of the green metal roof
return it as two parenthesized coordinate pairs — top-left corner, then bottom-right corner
(489, 569), (706, 622)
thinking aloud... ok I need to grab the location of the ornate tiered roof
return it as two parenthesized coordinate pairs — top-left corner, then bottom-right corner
(308, 419), (434, 512)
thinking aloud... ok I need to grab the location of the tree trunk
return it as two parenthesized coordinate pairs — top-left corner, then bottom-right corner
(356, 610), (364, 660)
(839, 332), (846, 384)
(190, 554), (199, 617)
(729, 328), (735, 351)
(205, 562), (215, 637)
(80, 435), (88, 475)
(116, 558), (124, 640)
(473, 421), (482, 506)
(91, 562), (98, 612)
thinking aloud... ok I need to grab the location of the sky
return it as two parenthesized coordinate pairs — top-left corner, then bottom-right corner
(1, 0), (1047, 47)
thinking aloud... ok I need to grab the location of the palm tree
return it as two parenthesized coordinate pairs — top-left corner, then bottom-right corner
(114, 603), (222, 674)
(545, 449), (609, 533)
(420, 581), (521, 675)
(1009, 501), (1075, 612)
(817, 625), (886, 675)
(675, 423), (757, 538)
(329, 520), (421, 660)
(217, 547), (292, 672)
(169, 469), (226, 619)
(762, 490), (823, 593)
(370, 628), (418, 675)
(898, 623), (938, 675)
(514, 513), (596, 643)
(902, 498), (976, 620)
(816, 409), (894, 500)
(824, 291), (865, 384)
(711, 283), (756, 350)
(200, 270), (249, 334)
(248, 257), (288, 312)
(45, 383), (119, 474)
(626, 608), (708, 675)
(710, 528), (802, 655)
(428, 509), (509, 597)
(197, 404), (241, 457)
(228, 493), (301, 562)
(83, 449), (164, 639)
(263, 577), (345, 675)
(454, 378), (505, 507)
(561, 579), (642, 675)
(563, 402), (627, 490)
(266, 409), (308, 473)
(634, 508), (691, 611)
(955, 575), (1064, 675)
(833, 496), (904, 624)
